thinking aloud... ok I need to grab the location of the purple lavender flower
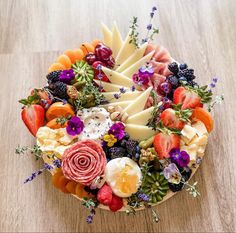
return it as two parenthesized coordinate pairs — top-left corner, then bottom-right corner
(138, 192), (150, 202)
(114, 93), (120, 99)
(163, 163), (182, 184)
(97, 73), (103, 80)
(44, 163), (53, 170)
(150, 12), (154, 18)
(108, 122), (125, 140)
(59, 69), (75, 84)
(152, 6), (157, 11)
(147, 24), (152, 30)
(131, 85), (136, 92)
(119, 87), (126, 94)
(169, 148), (190, 168)
(53, 159), (61, 168)
(66, 116), (84, 136)
(86, 215), (93, 224)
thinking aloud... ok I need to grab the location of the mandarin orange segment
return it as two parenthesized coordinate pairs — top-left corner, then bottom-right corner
(80, 43), (94, 56)
(73, 48), (84, 61)
(64, 49), (77, 64)
(46, 102), (75, 121)
(66, 181), (77, 194)
(48, 63), (66, 73)
(91, 39), (101, 47)
(58, 176), (70, 193)
(57, 54), (72, 69)
(46, 118), (67, 129)
(52, 169), (63, 189)
(75, 183), (85, 198)
(191, 107), (214, 132)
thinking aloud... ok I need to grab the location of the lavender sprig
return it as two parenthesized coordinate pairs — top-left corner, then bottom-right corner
(82, 198), (98, 224)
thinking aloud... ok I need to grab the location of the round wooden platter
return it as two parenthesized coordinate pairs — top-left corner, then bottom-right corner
(44, 153), (202, 212)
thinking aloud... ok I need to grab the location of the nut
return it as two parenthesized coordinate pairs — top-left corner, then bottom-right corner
(110, 111), (121, 121)
(115, 105), (123, 112)
(67, 85), (78, 99)
(108, 106), (116, 113)
(121, 112), (129, 122)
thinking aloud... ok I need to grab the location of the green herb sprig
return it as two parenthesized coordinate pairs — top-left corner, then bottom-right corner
(129, 17), (139, 48)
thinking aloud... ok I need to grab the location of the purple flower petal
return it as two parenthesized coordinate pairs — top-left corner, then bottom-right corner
(66, 116), (84, 136)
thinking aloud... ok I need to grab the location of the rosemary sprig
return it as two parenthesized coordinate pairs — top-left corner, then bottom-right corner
(15, 144), (43, 160)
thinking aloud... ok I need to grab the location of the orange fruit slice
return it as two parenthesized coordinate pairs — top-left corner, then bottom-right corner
(48, 63), (66, 73)
(80, 42), (94, 56)
(46, 102), (75, 122)
(58, 176), (70, 193)
(74, 48), (84, 61)
(66, 181), (77, 194)
(75, 183), (85, 198)
(191, 107), (214, 132)
(46, 118), (68, 129)
(57, 54), (72, 69)
(52, 169), (63, 189)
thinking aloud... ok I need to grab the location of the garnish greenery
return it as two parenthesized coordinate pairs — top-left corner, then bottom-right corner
(56, 115), (71, 126)
(82, 197), (98, 209)
(129, 17), (139, 48)
(172, 104), (192, 122)
(186, 85), (213, 104)
(15, 144), (43, 160)
(207, 94), (224, 112)
(19, 89), (40, 106)
(184, 181), (200, 198)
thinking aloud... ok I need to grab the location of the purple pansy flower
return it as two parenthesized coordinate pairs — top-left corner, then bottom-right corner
(66, 116), (84, 136)
(108, 122), (125, 140)
(132, 64), (154, 86)
(169, 148), (190, 168)
(59, 69), (75, 84)
(163, 163), (182, 184)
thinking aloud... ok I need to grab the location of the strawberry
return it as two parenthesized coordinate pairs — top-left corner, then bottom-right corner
(173, 86), (202, 110)
(21, 104), (45, 136)
(153, 132), (180, 159)
(97, 184), (113, 205)
(30, 89), (52, 109)
(108, 194), (123, 212)
(160, 108), (185, 130)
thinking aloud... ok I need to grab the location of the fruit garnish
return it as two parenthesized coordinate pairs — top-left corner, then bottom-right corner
(153, 132), (180, 159)
(191, 107), (214, 132)
(45, 102), (75, 121)
(46, 116), (69, 129)
(57, 54), (72, 69)
(85, 52), (97, 65)
(97, 183), (113, 205)
(173, 86), (202, 110)
(108, 194), (123, 212)
(21, 104), (45, 136)
(46, 70), (62, 84)
(49, 81), (69, 99)
(80, 43), (95, 55)
(48, 63), (66, 73)
(71, 60), (94, 83)
(141, 172), (169, 203)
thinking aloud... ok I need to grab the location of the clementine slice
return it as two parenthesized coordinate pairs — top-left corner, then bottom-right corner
(191, 107), (214, 132)
(58, 176), (70, 193)
(64, 50), (77, 64)
(80, 42), (94, 55)
(52, 169), (63, 189)
(46, 102), (75, 121)
(74, 48), (84, 61)
(66, 181), (77, 194)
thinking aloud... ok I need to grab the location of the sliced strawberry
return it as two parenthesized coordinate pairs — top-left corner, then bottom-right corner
(31, 89), (52, 109)
(173, 86), (201, 110)
(153, 132), (180, 159)
(21, 104), (45, 136)
(97, 183), (113, 206)
(160, 108), (185, 130)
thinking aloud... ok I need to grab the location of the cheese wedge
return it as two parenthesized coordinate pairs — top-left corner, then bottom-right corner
(101, 23), (112, 47)
(126, 107), (154, 125)
(111, 22), (123, 58)
(102, 66), (134, 87)
(121, 51), (155, 78)
(122, 87), (152, 116)
(125, 124), (156, 141)
(94, 80), (128, 92)
(102, 91), (141, 102)
(115, 30), (136, 67)
(192, 121), (208, 137)
(116, 43), (148, 72)
(181, 125), (197, 145)
(100, 101), (133, 109)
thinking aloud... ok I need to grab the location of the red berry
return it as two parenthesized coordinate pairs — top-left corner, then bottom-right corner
(95, 43), (112, 61)
(162, 98), (172, 109)
(158, 82), (172, 95)
(97, 184), (113, 206)
(108, 194), (123, 212)
(105, 56), (115, 68)
(92, 61), (106, 70)
(85, 52), (97, 65)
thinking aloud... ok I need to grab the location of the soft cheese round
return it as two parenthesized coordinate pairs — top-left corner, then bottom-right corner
(77, 107), (112, 142)
(105, 157), (142, 198)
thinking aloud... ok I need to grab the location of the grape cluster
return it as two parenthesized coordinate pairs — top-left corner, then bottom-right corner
(103, 133), (141, 162)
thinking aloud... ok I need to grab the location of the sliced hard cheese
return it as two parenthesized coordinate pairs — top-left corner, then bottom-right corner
(125, 124), (156, 141)
(121, 51), (155, 78)
(116, 43), (148, 72)
(102, 66), (134, 87)
(122, 87), (152, 116)
(181, 125), (197, 145)
(192, 121), (208, 137)
(94, 80), (128, 92)
(102, 91), (141, 102)
(111, 22), (123, 58)
(101, 23), (112, 47)
(126, 107), (154, 125)
(115, 30), (136, 67)
(100, 100), (133, 109)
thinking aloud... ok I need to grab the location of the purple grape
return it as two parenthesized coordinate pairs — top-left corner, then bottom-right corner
(85, 52), (97, 65)
(95, 43), (112, 61)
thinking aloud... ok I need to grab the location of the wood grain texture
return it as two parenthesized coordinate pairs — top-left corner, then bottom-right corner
(0, 0), (236, 232)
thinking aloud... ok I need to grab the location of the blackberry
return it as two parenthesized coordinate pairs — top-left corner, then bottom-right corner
(109, 147), (126, 159)
(167, 75), (179, 87)
(179, 63), (188, 70)
(84, 186), (99, 196)
(50, 81), (69, 99)
(168, 182), (184, 192)
(126, 139), (138, 156)
(46, 70), (61, 84)
(119, 139), (127, 148)
(123, 132), (130, 140)
(168, 62), (179, 74)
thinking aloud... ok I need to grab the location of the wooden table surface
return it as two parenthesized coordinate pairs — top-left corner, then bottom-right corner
(0, 0), (236, 232)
